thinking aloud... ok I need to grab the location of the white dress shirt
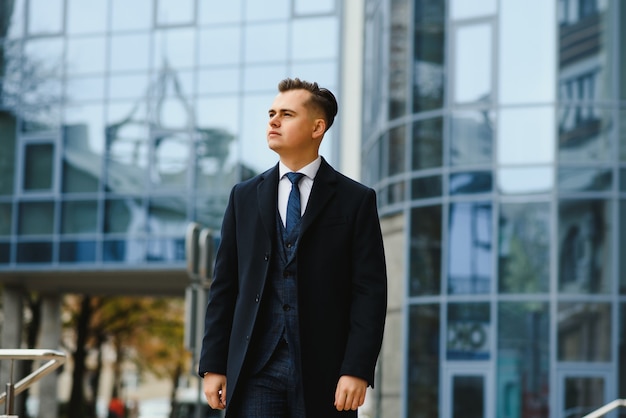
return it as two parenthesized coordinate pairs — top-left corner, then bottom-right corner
(278, 156), (321, 227)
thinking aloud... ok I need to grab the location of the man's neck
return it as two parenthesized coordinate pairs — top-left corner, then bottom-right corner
(280, 153), (319, 172)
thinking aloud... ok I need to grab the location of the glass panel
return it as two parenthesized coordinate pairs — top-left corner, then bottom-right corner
(61, 200), (97, 234)
(388, 125), (406, 176)
(194, 195), (229, 232)
(151, 134), (190, 190)
(498, 167), (553, 195)
(290, 62), (337, 90)
(106, 102), (149, 193)
(363, 10), (384, 135)
(111, 0), (153, 31)
(499, 203), (550, 293)
(244, 23), (288, 63)
(60, 240), (96, 262)
(413, 0), (445, 112)
(498, 107), (555, 165)
(0, 243), (10, 263)
(194, 128), (236, 196)
(500, 0), (555, 104)
(294, 0), (335, 14)
(412, 117), (443, 170)
(558, 1), (613, 102)
(24, 143), (54, 191)
(0, 203), (11, 236)
(449, 172), (492, 195)
(558, 168), (612, 192)
(563, 377), (604, 418)
(291, 17), (338, 61)
(18, 202), (54, 235)
(447, 303), (490, 360)
(198, 0), (242, 24)
(197, 69), (240, 94)
(498, 302), (550, 417)
(66, 37), (106, 75)
(157, 0), (194, 26)
(450, 0), (496, 19)
(455, 24), (492, 104)
(198, 27), (241, 67)
(28, 0), (63, 35)
(453, 375), (484, 418)
(105, 198), (145, 235)
(408, 304), (440, 418)
(448, 202), (492, 294)
(153, 28), (195, 69)
(0, 111), (17, 195)
(108, 74), (151, 100)
(450, 110), (494, 167)
(103, 239), (144, 262)
(1, 41), (22, 106)
(67, 0), (107, 34)
(621, 201), (626, 294)
(558, 302), (611, 362)
(621, 109), (626, 161)
(146, 238), (185, 262)
(110, 34), (150, 72)
(243, 65), (287, 92)
(63, 105), (104, 193)
(3, 0), (25, 39)
(410, 205), (441, 295)
(148, 197), (187, 236)
(244, 0), (289, 21)
(65, 76), (105, 102)
(385, 181), (405, 205)
(558, 106), (612, 163)
(16, 242), (52, 263)
(620, 304), (626, 397)
(558, 199), (611, 294)
(412, 176), (441, 200)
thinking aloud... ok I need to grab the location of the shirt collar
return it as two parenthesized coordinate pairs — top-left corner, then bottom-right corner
(279, 156), (321, 180)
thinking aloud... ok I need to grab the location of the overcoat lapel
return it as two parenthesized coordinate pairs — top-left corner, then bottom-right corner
(257, 164), (280, 240)
(300, 158), (337, 235)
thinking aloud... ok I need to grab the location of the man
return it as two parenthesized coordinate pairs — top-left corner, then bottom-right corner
(198, 78), (387, 417)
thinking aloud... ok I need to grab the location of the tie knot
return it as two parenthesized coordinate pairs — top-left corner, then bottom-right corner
(286, 172), (305, 185)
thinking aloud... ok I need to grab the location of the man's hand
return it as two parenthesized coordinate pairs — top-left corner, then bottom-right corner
(334, 375), (367, 411)
(203, 372), (227, 410)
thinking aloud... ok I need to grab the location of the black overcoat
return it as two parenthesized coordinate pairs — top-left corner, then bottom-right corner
(199, 158), (387, 417)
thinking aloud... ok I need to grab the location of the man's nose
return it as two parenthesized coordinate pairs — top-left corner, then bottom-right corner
(269, 115), (280, 126)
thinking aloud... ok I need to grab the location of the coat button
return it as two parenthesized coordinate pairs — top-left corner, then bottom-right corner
(286, 243), (292, 248)
(283, 304), (291, 311)
(264, 253), (269, 261)
(255, 294), (260, 303)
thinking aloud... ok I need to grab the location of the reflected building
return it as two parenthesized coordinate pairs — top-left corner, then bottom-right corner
(365, 0), (626, 417)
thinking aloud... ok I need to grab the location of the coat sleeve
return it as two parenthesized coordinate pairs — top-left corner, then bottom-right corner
(339, 188), (387, 386)
(198, 186), (239, 376)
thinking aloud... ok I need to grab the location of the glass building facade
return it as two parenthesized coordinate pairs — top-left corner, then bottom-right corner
(0, 0), (341, 282)
(364, 0), (626, 417)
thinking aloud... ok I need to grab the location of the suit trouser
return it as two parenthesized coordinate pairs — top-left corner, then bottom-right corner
(229, 339), (306, 418)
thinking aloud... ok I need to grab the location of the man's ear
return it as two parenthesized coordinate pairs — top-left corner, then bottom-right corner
(312, 118), (326, 139)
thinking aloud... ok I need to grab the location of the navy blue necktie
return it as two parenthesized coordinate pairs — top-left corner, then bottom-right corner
(285, 172), (305, 233)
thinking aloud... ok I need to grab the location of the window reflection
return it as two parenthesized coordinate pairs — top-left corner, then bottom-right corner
(17, 242), (52, 263)
(498, 167), (553, 194)
(413, 0), (445, 112)
(0, 203), (11, 236)
(103, 239), (144, 263)
(389, 0), (410, 119)
(148, 197), (187, 236)
(110, 34), (150, 72)
(146, 238), (185, 262)
(111, 0), (153, 31)
(455, 24), (492, 103)
(449, 172), (492, 195)
(61, 200), (97, 234)
(410, 205), (442, 295)
(497, 302), (549, 416)
(0, 243), (9, 263)
(197, 69), (240, 94)
(558, 168), (612, 192)
(291, 17), (338, 60)
(447, 303), (490, 360)
(198, 0), (242, 24)
(109, 74), (151, 100)
(412, 176), (442, 200)
(558, 106), (611, 163)
(28, 0), (64, 35)
(388, 125), (406, 176)
(408, 304), (440, 417)
(291, 62), (337, 92)
(66, 37), (106, 75)
(412, 117), (443, 170)
(621, 201), (626, 294)
(450, 0), (496, 19)
(245, 23), (288, 63)
(448, 202), (492, 294)
(558, 199), (611, 293)
(60, 240), (96, 262)
(18, 202), (54, 235)
(294, 0), (335, 15)
(498, 107), (554, 165)
(105, 198), (145, 235)
(450, 110), (493, 166)
(24, 143), (54, 191)
(499, 203), (550, 293)
(66, 77), (105, 102)
(67, 0), (107, 34)
(558, 302), (611, 362)
(194, 126), (236, 194)
(198, 27), (241, 66)
(621, 109), (626, 161)
(150, 135), (189, 190)
(157, 0), (195, 26)
(0, 111), (17, 195)
(153, 29), (195, 69)
(244, 0), (289, 21)
(243, 65), (287, 92)
(4, 0), (25, 39)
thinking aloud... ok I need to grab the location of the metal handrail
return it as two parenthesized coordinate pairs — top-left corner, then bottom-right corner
(582, 399), (626, 418)
(0, 349), (67, 411)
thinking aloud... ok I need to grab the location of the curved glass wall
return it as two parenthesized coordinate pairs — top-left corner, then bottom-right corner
(365, 0), (626, 416)
(0, 0), (341, 268)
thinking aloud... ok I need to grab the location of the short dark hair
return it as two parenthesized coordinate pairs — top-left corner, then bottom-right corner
(277, 78), (338, 132)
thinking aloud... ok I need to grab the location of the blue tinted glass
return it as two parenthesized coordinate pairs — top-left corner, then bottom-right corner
(244, 23), (288, 63)
(110, 34), (150, 72)
(67, 0), (107, 34)
(244, 0), (289, 21)
(449, 172), (492, 195)
(498, 167), (553, 194)
(558, 168), (612, 192)
(450, 110), (494, 166)
(448, 202), (492, 294)
(60, 241), (96, 262)
(558, 106), (612, 163)
(146, 238), (185, 262)
(18, 202), (54, 235)
(157, 0), (194, 25)
(103, 239), (144, 262)
(291, 17), (338, 60)
(198, 0), (242, 24)
(0, 243), (9, 263)
(412, 176), (442, 200)
(455, 24), (492, 103)
(198, 27), (241, 66)
(17, 242), (52, 263)
(148, 197), (187, 235)
(61, 201), (98, 234)
(153, 28), (195, 69)
(28, 0), (63, 35)
(412, 117), (443, 170)
(105, 199), (145, 234)
(558, 302), (611, 361)
(0, 203), (11, 235)
(111, 0), (153, 31)
(447, 303), (490, 360)
(410, 205), (442, 295)
(66, 37), (107, 75)
(294, 0), (335, 14)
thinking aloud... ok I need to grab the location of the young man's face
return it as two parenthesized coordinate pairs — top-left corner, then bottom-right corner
(266, 89), (325, 158)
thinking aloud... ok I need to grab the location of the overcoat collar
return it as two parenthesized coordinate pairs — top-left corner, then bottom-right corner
(256, 157), (337, 240)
